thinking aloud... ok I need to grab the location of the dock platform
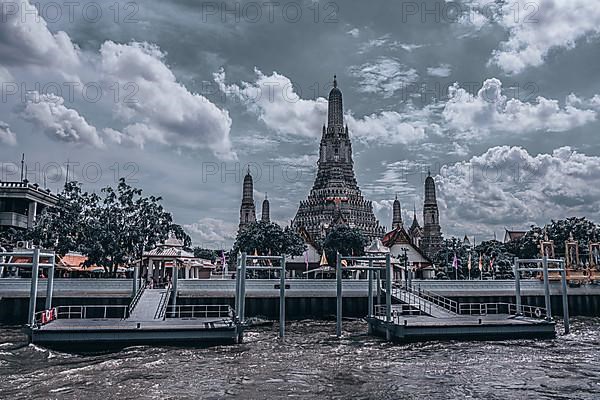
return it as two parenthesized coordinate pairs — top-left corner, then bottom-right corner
(366, 314), (556, 342)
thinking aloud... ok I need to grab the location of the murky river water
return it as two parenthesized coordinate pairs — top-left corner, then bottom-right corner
(1, 318), (599, 399)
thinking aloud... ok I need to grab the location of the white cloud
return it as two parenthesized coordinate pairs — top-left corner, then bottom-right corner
(487, 1), (600, 74)
(347, 28), (360, 38)
(437, 146), (600, 234)
(427, 64), (452, 78)
(442, 78), (597, 138)
(99, 41), (235, 159)
(20, 93), (104, 147)
(216, 68), (429, 146)
(0, 121), (17, 145)
(184, 217), (238, 248)
(348, 57), (418, 97)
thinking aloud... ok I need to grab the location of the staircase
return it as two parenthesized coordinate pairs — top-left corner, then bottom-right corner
(127, 286), (171, 321)
(391, 287), (458, 318)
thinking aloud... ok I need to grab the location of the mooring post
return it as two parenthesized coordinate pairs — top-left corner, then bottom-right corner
(171, 262), (178, 307)
(336, 253), (342, 337)
(385, 253), (392, 324)
(45, 254), (55, 309)
(542, 256), (552, 320)
(367, 259), (373, 318)
(132, 264), (139, 296)
(28, 248), (40, 326)
(279, 255), (286, 339)
(559, 259), (570, 334)
(513, 257), (521, 315)
(235, 253), (241, 315)
(376, 270), (381, 305)
(240, 253), (247, 324)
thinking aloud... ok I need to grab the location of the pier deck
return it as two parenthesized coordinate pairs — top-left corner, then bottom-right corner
(367, 314), (556, 342)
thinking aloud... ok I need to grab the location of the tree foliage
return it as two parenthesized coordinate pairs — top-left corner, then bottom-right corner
(232, 221), (305, 259)
(28, 179), (190, 274)
(193, 247), (217, 262)
(322, 225), (368, 265)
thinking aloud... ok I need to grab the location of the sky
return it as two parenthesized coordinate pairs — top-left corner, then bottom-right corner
(1, 0), (600, 248)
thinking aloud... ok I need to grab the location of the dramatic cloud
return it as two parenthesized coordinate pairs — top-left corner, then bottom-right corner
(0, 121), (17, 145)
(437, 146), (600, 235)
(216, 68), (427, 146)
(20, 93), (104, 147)
(184, 217), (238, 248)
(99, 41), (235, 159)
(348, 57), (418, 97)
(442, 78), (597, 138)
(427, 64), (452, 78)
(0, 0), (80, 69)
(488, 0), (600, 73)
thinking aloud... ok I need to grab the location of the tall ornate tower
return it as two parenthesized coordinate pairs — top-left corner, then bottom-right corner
(421, 172), (443, 258)
(292, 76), (385, 242)
(392, 194), (402, 229)
(239, 168), (256, 230)
(261, 193), (270, 223)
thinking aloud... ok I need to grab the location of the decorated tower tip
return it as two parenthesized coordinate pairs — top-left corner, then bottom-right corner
(333, 75), (337, 88)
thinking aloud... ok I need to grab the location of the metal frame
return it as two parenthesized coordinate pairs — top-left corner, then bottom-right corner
(335, 253), (391, 338)
(236, 253), (287, 339)
(513, 256), (570, 333)
(0, 248), (56, 326)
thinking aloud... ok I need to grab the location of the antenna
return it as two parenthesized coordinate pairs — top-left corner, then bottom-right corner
(20, 153), (24, 181)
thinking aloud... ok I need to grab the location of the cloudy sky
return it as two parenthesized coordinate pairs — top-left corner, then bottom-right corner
(1, 0), (600, 247)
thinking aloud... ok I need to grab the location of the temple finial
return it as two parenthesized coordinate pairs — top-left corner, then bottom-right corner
(333, 75), (337, 88)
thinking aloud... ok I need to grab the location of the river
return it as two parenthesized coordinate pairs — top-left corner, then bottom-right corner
(1, 318), (599, 399)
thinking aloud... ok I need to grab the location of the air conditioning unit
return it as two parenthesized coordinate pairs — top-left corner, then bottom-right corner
(16, 241), (32, 249)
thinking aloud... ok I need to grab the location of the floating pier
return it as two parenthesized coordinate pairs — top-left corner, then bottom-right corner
(1, 249), (240, 350)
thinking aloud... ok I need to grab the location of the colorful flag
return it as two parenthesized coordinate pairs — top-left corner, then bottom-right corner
(489, 257), (495, 271)
(320, 250), (328, 266)
(478, 254), (483, 271)
(341, 259), (348, 267)
(304, 250), (309, 272)
(452, 253), (458, 270)
(467, 253), (472, 270)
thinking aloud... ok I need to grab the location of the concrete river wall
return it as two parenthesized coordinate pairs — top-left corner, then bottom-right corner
(2, 279), (600, 322)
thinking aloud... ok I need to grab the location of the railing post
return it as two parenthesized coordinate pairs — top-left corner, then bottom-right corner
(171, 263), (179, 307)
(560, 260), (570, 334)
(239, 253), (247, 324)
(279, 255), (286, 339)
(336, 253), (342, 337)
(376, 270), (381, 306)
(385, 254), (392, 324)
(542, 256), (552, 321)
(235, 253), (241, 318)
(45, 254), (55, 310)
(28, 248), (40, 326)
(132, 264), (139, 296)
(513, 257), (521, 315)
(367, 260), (373, 318)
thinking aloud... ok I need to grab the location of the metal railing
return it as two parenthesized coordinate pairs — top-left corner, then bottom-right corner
(33, 305), (129, 326)
(154, 282), (172, 320)
(392, 288), (433, 316)
(128, 280), (145, 314)
(166, 304), (233, 319)
(405, 285), (459, 314)
(458, 302), (547, 319)
(374, 303), (424, 317)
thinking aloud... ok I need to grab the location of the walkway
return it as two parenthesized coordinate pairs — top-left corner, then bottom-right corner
(391, 287), (457, 318)
(127, 288), (170, 321)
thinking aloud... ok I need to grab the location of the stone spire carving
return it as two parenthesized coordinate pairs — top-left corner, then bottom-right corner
(261, 193), (270, 223)
(392, 194), (402, 229)
(292, 76), (384, 242)
(239, 167), (256, 230)
(421, 171), (443, 258)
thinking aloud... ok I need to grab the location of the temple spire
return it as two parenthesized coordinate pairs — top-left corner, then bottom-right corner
(392, 193), (402, 229)
(327, 74), (343, 128)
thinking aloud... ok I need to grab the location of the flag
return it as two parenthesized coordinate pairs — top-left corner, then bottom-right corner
(489, 257), (495, 271)
(467, 253), (472, 271)
(341, 259), (348, 267)
(478, 254), (483, 271)
(267, 249), (272, 266)
(304, 250), (309, 272)
(253, 249), (258, 265)
(320, 250), (328, 266)
(452, 253), (458, 270)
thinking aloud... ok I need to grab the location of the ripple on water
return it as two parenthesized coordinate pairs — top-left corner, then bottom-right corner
(1, 319), (600, 399)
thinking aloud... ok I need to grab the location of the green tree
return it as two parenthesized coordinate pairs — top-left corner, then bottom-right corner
(232, 221), (305, 258)
(322, 226), (368, 265)
(193, 247), (217, 262)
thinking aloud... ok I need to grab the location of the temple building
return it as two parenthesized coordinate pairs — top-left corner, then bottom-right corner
(420, 172), (443, 258)
(292, 76), (385, 242)
(408, 205), (423, 248)
(239, 168), (256, 230)
(261, 194), (270, 223)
